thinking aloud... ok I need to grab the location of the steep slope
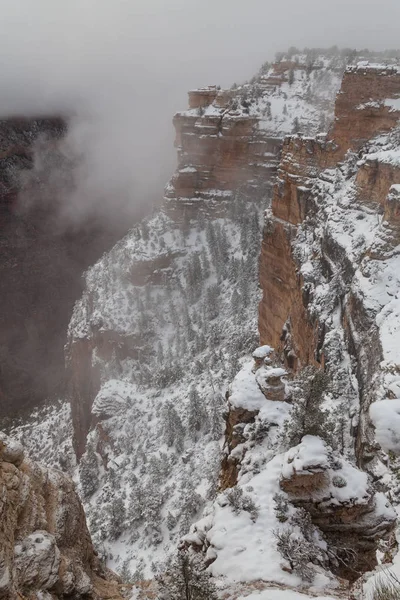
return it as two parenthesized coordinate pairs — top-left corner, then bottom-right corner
(66, 51), (343, 462)
(258, 62), (400, 466)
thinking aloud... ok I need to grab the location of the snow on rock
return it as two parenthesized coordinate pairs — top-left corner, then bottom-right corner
(236, 589), (337, 600)
(206, 455), (300, 585)
(9, 402), (75, 472)
(281, 435), (371, 507)
(229, 361), (268, 411)
(91, 379), (135, 418)
(370, 399), (400, 454)
(281, 436), (329, 479)
(14, 532), (61, 592)
(255, 366), (288, 402)
(376, 296), (400, 366)
(0, 432), (24, 466)
(252, 345), (273, 359)
(367, 147), (400, 166)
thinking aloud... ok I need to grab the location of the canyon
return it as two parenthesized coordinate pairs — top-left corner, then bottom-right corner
(0, 118), (137, 420)
(2, 48), (400, 599)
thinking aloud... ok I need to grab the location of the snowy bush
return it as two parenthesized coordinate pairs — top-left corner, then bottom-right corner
(332, 475), (347, 488)
(225, 486), (259, 521)
(273, 493), (289, 523)
(274, 528), (315, 581)
(274, 508), (325, 582)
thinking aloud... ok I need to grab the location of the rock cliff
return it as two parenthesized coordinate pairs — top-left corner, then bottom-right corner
(258, 62), (400, 469)
(166, 55), (342, 219)
(0, 432), (124, 599)
(65, 52), (343, 459)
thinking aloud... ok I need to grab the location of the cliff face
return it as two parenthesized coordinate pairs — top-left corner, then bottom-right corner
(258, 63), (400, 468)
(183, 60), (400, 586)
(0, 432), (124, 599)
(65, 54), (342, 460)
(0, 118), (130, 420)
(327, 64), (400, 164)
(165, 58), (342, 219)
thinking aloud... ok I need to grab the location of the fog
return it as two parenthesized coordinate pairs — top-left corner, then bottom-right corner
(0, 0), (399, 224)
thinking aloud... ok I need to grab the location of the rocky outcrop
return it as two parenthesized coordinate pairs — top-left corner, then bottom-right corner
(165, 55), (342, 220)
(166, 110), (278, 218)
(220, 404), (258, 490)
(280, 436), (396, 580)
(0, 432), (125, 599)
(326, 64), (400, 165)
(271, 135), (327, 225)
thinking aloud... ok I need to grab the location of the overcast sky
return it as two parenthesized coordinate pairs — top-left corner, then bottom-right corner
(0, 0), (399, 223)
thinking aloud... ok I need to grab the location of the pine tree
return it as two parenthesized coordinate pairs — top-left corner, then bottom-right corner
(157, 551), (217, 600)
(292, 117), (301, 133)
(187, 387), (208, 439)
(167, 511), (178, 531)
(183, 305), (195, 342)
(200, 248), (210, 279)
(108, 496), (126, 541)
(120, 559), (133, 583)
(162, 402), (185, 451)
(79, 443), (100, 499)
(204, 285), (219, 321)
(128, 482), (145, 525)
(231, 289), (241, 314)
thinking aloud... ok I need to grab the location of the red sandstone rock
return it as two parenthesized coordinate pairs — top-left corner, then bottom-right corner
(327, 65), (400, 164)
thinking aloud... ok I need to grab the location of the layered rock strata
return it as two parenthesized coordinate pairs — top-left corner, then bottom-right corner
(258, 63), (400, 467)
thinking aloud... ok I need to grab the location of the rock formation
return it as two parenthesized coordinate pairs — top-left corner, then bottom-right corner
(65, 52), (342, 458)
(258, 62), (400, 471)
(166, 57), (342, 219)
(0, 431), (124, 599)
(280, 435), (395, 579)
